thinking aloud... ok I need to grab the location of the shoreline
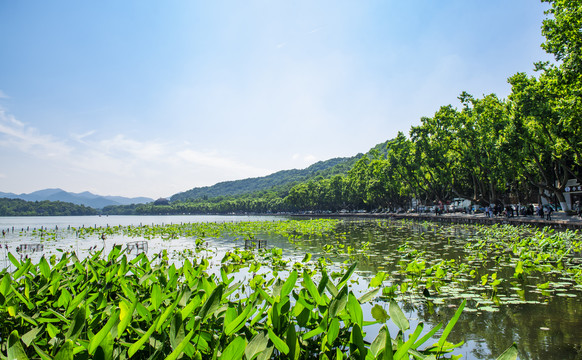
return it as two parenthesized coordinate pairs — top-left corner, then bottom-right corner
(290, 211), (582, 230)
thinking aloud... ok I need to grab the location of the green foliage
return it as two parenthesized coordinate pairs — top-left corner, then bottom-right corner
(0, 198), (98, 216)
(0, 247), (477, 360)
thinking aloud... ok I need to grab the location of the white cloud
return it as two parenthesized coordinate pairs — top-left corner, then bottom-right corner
(291, 153), (318, 167)
(0, 108), (72, 158)
(0, 90), (8, 99)
(71, 130), (96, 142)
(0, 106), (274, 197)
(177, 149), (269, 175)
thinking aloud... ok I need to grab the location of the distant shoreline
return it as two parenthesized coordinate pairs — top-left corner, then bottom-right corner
(289, 211), (582, 230)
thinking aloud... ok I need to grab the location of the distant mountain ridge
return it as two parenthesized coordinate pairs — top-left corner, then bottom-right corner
(170, 140), (389, 202)
(170, 157), (355, 202)
(0, 188), (153, 209)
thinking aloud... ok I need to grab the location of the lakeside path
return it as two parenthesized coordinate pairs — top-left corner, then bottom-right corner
(293, 211), (582, 230)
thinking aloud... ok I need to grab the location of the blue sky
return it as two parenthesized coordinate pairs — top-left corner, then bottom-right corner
(0, 1), (553, 198)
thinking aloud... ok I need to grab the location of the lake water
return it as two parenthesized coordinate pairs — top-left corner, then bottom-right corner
(1, 215), (581, 359)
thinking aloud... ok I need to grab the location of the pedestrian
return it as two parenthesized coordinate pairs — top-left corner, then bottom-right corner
(546, 206), (553, 221)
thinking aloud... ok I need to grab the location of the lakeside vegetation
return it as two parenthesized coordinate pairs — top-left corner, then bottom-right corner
(0, 218), (543, 359)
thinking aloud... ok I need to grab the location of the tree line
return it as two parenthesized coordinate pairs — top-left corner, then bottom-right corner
(0, 198), (98, 216)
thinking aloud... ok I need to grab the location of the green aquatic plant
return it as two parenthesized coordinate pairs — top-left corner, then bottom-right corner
(0, 246), (519, 360)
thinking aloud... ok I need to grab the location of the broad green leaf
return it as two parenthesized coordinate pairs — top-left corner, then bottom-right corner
(268, 328), (289, 355)
(280, 270), (297, 298)
(8, 253), (21, 269)
(286, 325), (300, 360)
(221, 336), (247, 360)
(181, 294), (202, 319)
(39, 256), (51, 280)
(0, 274), (11, 296)
(273, 278), (284, 298)
(32, 343), (52, 360)
(89, 310), (119, 355)
(371, 304), (389, 323)
(198, 284), (223, 322)
(369, 271), (386, 288)
(66, 288), (88, 316)
(325, 273), (339, 297)
(245, 332), (269, 360)
(347, 293), (363, 328)
(165, 327), (196, 360)
(65, 306), (86, 341)
(256, 286), (274, 305)
(18, 312), (38, 326)
(8, 331), (29, 360)
(151, 283), (162, 311)
(337, 262), (358, 289)
(328, 285), (348, 319)
(225, 302), (254, 336)
(170, 310), (185, 350)
(349, 324), (366, 359)
(118, 298), (137, 338)
(11, 285), (33, 309)
(496, 343), (518, 360)
(54, 340), (74, 360)
(21, 327), (42, 347)
(128, 317), (160, 357)
(13, 260), (31, 280)
(257, 346), (274, 360)
(94, 331), (114, 360)
(302, 271), (324, 306)
(155, 293), (181, 332)
(389, 300), (409, 331)
(327, 318), (340, 345)
(358, 288), (379, 303)
(370, 326), (387, 357)
(302, 326), (324, 340)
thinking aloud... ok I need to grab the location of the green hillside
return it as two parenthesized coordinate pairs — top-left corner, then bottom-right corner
(170, 155), (363, 202)
(0, 198), (98, 216)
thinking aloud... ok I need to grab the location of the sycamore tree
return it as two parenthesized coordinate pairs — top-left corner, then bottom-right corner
(505, 0), (582, 210)
(541, 0), (582, 171)
(456, 93), (518, 205)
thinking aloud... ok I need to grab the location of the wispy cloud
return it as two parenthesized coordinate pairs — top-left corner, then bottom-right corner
(0, 107), (272, 197)
(0, 108), (72, 158)
(177, 149), (269, 175)
(292, 153), (318, 167)
(308, 26), (324, 34)
(71, 130), (96, 142)
(0, 90), (8, 99)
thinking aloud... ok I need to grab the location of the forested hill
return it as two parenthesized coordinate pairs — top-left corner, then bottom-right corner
(0, 198), (98, 216)
(170, 155), (364, 202)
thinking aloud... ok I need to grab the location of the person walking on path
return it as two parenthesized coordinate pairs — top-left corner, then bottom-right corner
(546, 206), (554, 221)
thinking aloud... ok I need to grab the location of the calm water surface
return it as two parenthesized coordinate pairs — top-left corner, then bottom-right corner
(1, 215), (580, 359)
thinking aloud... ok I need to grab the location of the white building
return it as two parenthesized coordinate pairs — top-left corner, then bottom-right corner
(563, 179), (582, 210)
